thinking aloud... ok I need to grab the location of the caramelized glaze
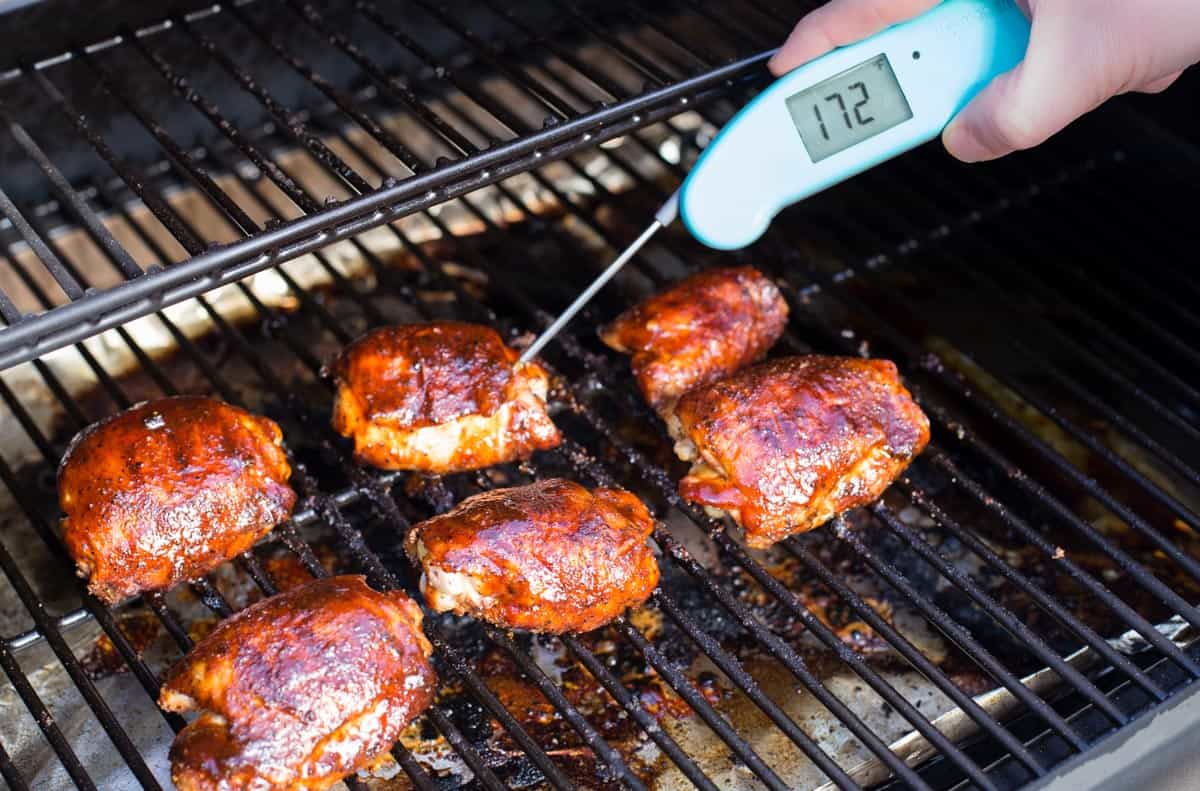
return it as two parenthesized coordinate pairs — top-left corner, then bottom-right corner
(159, 576), (435, 791)
(407, 479), (659, 633)
(58, 396), (295, 604)
(671, 356), (930, 547)
(600, 266), (788, 412)
(330, 322), (561, 472)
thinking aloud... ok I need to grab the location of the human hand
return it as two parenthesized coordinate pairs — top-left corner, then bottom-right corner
(768, 0), (1200, 162)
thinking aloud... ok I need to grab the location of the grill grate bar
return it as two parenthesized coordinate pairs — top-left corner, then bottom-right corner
(872, 505), (1127, 725)
(617, 619), (795, 791)
(0, 107), (142, 281)
(1004, 341), (1200, 497)
(561, 633), (723, 791)
(782, 536), (1053, 769)
(412, 0), (588, 121)
(946, 244), (1200, 443)
(78, 91), (644, 788)
(0, 736), (31, 791)
(125, 32), (321, 216)
(451, 150), (1060, 787)
(253, 101), (900, 786)
(0, 501), (164, 789)
(516, 111), (1132, 744)
(902, 147), (1200, 421)
(353, 0), (531, 139)
(942, 168), (1200, 419)
(652, 588), (870, 787)
(896, 479), (1172, 699)
(0, 638), (97, 791)
(228, 5), (425, 176)
(831, 156), (1200, 528)
(486, 628), (650, 791)
(30, 68), (206, 259)
(0, 186), (85, 301)
(755, 246), (1200, 675)
(763, 202), (1200, 622)
(177, 16), (377, 198)
(284, 1), (482, 159)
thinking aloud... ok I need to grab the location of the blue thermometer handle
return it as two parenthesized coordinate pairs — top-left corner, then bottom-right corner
(678, 0), (1030, 251)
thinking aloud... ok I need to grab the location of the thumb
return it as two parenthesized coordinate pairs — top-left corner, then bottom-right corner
(942, 9), (1110, 162)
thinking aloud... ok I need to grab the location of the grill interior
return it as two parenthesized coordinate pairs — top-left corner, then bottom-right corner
(1, 1), (1200, 790)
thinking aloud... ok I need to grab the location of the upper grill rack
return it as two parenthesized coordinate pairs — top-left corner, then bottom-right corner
(0, 1), (1199, 790)
(0, 0), (771, 370)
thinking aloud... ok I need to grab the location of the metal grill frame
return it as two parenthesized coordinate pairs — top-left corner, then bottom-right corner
(0, 1), (1197, 790)
(0, 0), (773, 370)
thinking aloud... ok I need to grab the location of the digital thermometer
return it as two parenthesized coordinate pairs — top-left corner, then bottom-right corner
(520, 0), (1030, 362)
(679, 0), (1030, 250)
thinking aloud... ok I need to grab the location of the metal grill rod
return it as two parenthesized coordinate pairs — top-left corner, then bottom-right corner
(769, 168), (1200, 624)
(525, 103), (1190, 744)
(0, 123), (514, 789)
(326, 114), (945, 787)
(754, 223), (1200, 668)
(295, 97), (911, 786)
(552, 100), (1171, 720)
(840, 155), (1200, 528)
(547, 97), (1190, 734)
(446, 148), (1065, 787)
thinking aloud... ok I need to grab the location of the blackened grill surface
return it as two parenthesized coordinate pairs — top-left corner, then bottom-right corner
(0, 2), (1198, 790)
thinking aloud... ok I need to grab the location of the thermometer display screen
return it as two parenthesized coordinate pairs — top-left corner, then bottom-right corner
(785, 54), (913, 163)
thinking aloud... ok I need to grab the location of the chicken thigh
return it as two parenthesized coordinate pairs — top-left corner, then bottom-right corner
(600, 266), (788, 413)
(58, 395), (295, 604)
(669, 356), (929, 547)
(407, 478), (659, 633)
(330, 322), (561, 473)
(159, 576), (435, 791)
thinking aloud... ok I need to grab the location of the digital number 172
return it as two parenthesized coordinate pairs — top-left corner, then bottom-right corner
(812, 82), (873, 141)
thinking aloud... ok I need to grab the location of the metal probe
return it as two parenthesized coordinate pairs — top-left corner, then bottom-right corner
(518, 191), (679, 363)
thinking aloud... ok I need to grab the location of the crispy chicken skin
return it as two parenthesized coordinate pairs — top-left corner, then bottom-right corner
(406, 479), (659, 633)
(58, 396), (295, 605)
(669, 356), (930, 547)
(329, 322), (561, 473)
(159, 576), (435, 791)
(599, 266), (788, 412)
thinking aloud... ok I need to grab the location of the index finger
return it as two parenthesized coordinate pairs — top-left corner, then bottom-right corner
(768, 0), (940, 76)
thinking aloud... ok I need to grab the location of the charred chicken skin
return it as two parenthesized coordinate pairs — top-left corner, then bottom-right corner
(330, 322), (561, 473)
(599, 266), (788, 413)
(669, 356), (930, 547)
(58, 396), (296, 604)
(407, 478), (659, 633)
(159, 575), (435, 791)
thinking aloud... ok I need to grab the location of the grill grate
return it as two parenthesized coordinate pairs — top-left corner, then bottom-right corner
(0, 1), (1198, 789)
(0, 0), (772, 369)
